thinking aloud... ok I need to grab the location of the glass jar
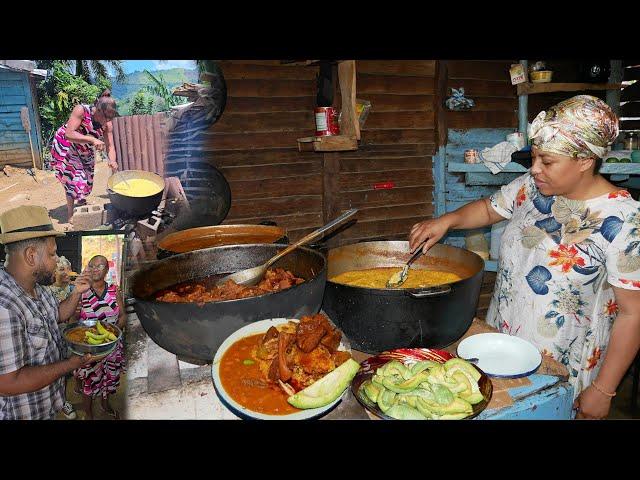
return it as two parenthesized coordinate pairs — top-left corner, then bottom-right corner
(624, 132), (639, 150)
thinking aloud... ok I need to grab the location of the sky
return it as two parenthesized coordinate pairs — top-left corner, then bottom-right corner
(120, 60), (196, 74)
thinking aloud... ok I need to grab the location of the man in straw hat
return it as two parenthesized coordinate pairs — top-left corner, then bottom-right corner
(0, 205), (97, 420)
(409, 95), (640, 419)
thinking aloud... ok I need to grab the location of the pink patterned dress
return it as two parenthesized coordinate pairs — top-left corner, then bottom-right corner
(74, 284), (126, 399)
(50, 104), (103, 201)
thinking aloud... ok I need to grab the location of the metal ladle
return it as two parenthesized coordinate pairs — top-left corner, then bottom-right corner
(215, 208), (358, 287)
(385, 241), (426, 288)
(97, 147), (130, 189)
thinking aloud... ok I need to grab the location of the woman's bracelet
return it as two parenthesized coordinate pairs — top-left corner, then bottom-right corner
(591, 380), (616, 398)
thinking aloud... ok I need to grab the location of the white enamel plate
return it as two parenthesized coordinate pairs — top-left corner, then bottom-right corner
(456, 333), (542, 378)
(211, 318), (350, 420)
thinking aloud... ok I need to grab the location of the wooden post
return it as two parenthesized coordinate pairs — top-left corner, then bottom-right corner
(20, 106), (38, 170)
(435, 60), (448, 147)
(322, 153), (341, 225)
(607, 60), (623, 117)
(338, 60), (359, 140)
(518, 60), (529, 143)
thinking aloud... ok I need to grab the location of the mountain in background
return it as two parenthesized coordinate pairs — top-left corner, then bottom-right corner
(111, 67), (198, 114)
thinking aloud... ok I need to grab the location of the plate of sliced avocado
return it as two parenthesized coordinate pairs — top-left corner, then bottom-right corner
(352, 348), (493, 420)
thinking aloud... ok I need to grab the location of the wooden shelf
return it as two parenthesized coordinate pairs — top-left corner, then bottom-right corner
(295, 60), (360, 152)
(448, 162), (527, 173)
(297, 135), (358, 152)
(448, 162), (640, 175)
(517, 82), (622, 96)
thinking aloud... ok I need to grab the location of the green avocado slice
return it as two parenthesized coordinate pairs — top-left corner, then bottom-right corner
(361, 380), (381, 403)
(386, 404), (427, 420)
(430, 383), (454, 405)
(377, 388), (397, 412)
(382, 371), (430, 394)
(396, 393), (418, 408)
(410, 360), (440, 376)
(444, 358), (481, 382)
(460, 391), (485, 405)
(287, 358), (360, 409)
(381, 360), (413, 380)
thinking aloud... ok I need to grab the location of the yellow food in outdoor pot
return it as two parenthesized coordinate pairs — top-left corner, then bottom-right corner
(112, 178), (163, 197)
(330, 267), (461, 289)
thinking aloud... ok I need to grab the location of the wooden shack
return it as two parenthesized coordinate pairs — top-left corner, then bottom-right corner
(194, 59), (630, 318)
(0, 60), (46, 169)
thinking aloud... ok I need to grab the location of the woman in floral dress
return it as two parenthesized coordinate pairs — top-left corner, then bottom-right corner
(74, 255), (126, 419)
(409, 95), (640, 419)
(50, 90), (119, 223)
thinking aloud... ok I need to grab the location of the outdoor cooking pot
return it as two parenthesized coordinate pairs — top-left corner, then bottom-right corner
(129, 243), (326, 363)
(107, 170), (165, 217)
(156, 224), (287, 258)
(322, 241), (484, 354)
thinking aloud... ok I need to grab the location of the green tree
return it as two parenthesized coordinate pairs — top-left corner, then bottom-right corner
(35, 60), (124, 84)
(130, 91), (153, 115)
(74, 60), (125, 83)
(143, 69), (186, 111)
(36, 61), (104, 144)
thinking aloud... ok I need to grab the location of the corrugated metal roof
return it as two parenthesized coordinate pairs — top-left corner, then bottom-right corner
(0, 60), (36, 71)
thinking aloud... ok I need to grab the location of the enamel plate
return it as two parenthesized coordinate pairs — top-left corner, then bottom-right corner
(456, 333), (542, 378)
(211, 318), (350, 420)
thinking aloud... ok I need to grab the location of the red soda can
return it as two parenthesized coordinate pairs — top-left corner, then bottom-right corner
(315, 107), (340, 136)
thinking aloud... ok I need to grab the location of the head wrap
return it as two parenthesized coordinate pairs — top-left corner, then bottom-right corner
(528, 95), (619, 159)
(56, 255), (71, 270)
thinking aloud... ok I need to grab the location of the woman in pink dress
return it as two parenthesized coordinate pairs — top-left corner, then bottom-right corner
(74, 255), (126, 419)
(50, 90), (119, 223)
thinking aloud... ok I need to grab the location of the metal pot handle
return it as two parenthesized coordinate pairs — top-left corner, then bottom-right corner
(405, 285), (452, 298)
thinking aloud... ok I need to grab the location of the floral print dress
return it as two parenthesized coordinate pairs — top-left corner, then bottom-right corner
(487, 173), (640, 399)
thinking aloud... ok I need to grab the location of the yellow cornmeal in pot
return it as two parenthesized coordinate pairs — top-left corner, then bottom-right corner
(330, 267), (462, 289)
(112, 178), (163, 197)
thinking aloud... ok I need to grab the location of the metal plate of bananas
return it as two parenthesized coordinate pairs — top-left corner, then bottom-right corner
(62, 320), (123, 358)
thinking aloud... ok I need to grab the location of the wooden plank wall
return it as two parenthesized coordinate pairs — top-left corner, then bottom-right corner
(112, 113), (168, 175)
(207, 61), (322, 240)
(208, 60), (438, 244)
(0, 69), (42, 169)
(446, 60), (517, 129)
(328, 61), (437, 244)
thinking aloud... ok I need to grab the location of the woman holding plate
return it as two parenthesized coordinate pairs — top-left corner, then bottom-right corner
(73, 255), (126, 419)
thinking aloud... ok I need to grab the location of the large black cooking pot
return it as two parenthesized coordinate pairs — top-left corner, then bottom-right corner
(129, 243), (326, 363)
(107, 170), (165, 217)
(155, 223), (289, 260)
(322, 241), (484, 354)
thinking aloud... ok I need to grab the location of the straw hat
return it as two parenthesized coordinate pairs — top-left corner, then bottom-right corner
(0, 205), (65, 245)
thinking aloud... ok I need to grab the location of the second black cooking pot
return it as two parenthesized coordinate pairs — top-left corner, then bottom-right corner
(322, 241), (484, 354)
(129, 243), (326, 363)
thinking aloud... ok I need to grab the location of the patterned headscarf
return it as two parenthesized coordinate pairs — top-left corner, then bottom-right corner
(528, 95), (619, 159)
(56, 255), (71, 270)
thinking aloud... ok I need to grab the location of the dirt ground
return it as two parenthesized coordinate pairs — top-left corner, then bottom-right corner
(0, 160), (113, 231)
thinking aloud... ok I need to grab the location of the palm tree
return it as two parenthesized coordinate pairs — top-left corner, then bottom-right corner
(196, 60), (222, 81)
(143, 70), (185, 110)
(74, 60), (125, 83)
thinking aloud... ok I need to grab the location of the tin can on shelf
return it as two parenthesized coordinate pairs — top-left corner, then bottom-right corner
(315, 107), (340, 136)
(464, 149), (479, 164)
